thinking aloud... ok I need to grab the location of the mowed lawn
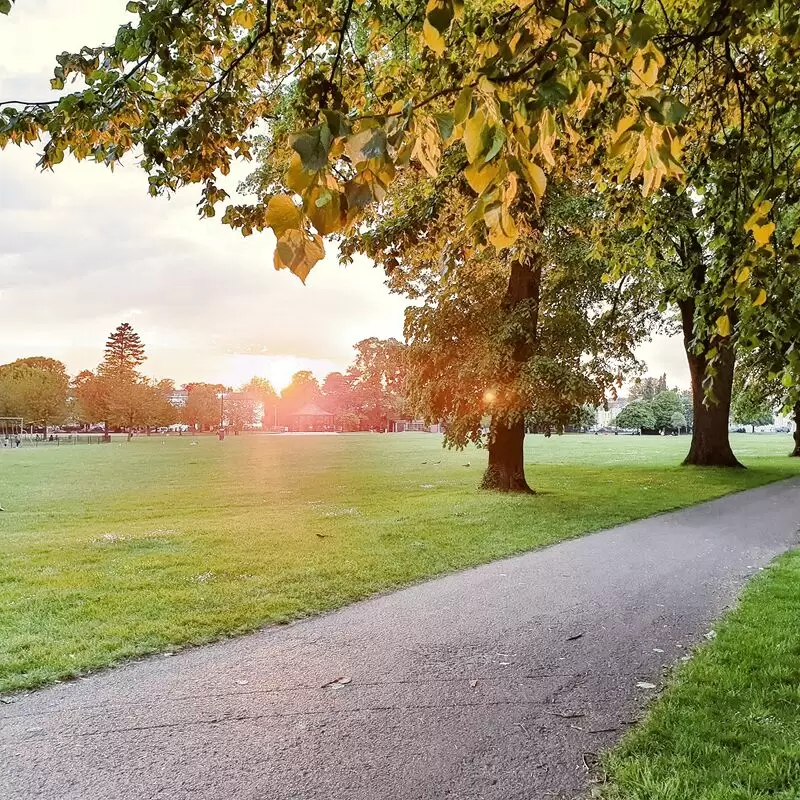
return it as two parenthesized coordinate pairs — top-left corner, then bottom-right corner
(1, 432), (798, 694)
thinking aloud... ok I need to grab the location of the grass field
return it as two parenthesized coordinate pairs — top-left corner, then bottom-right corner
(602, 549), (800, 800)
(1, 432), (798, 694)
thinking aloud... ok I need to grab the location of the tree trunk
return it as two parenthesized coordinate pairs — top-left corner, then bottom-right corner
(481, 419), (533, 493)
(791, 403), (800, 457)
(481, 257), (541, 494)
(679, 299), (742, 468)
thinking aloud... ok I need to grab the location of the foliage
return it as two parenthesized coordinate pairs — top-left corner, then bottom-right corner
(182, 383), (225, 431)
(670, 410), (687, 431)
(731, 385), (774, 431)
(4, 1), (799, 282)
(224, 391), (259, 432)
(628, 373), (667, 403)
(0, 357), (69, 427)
(650, 390), (684, 432)
(615, 400), (655, 432)
(2, 433), (797, 694)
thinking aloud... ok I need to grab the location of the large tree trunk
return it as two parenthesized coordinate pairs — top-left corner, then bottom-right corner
(791, 403), (800, 457)
(481, 258), (541, 494)
(679, 299), (742, 467)
(481, 419), (533, 493)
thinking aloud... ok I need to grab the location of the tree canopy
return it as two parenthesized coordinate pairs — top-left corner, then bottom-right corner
(3, 1), (799, 281)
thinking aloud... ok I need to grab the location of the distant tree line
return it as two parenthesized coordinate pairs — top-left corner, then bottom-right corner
(0, 324), (409, 436)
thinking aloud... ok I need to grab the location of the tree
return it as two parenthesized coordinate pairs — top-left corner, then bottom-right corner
(731, 386), (775, 434)
(628, 374), (668, 403)
(182, 383), (225, 431)
(615, 402), (656, 434)
(279, 371), (322, 424)
(0, 357), (69, 433)
(650, 391), (684, 433)
(321, 371), (357, 429)
(348, 177), (646, 491)
(99, 323), (145, 378)
(225, 392), (259, 433)
(670, 411), (687, 433)
(4, 0), (799, 480)
(346, 338), (407, 431)
(240, 376), (279, 428)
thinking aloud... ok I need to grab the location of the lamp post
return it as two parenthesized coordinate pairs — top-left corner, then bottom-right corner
(217, 391), (225, 440)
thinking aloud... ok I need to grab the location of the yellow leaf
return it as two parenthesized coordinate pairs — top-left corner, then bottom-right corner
(753, 289), (767, 307)
(306, 188), (342, 236)
(463, 110), (487, 163)
(488, 207), (518, 250)
(232, 7), (256, 28)
(521, 159), (546, 205)
(285, 153), (315, 193)
(716, 314), (731, 337)
(751, 221), (776, 248)
(792, 228), (800, 247)
(736, 266), (750, 284)
(273, 230), (325, 283)
(422, 19), (445, 56)
(464, 161), (500, 194)
(264, 195), (302, 238)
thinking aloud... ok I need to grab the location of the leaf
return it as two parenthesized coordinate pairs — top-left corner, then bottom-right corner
(715, 314), (731, 337)
(433, 112), (455, 145)
(344, 128), (387, 164)
(307, 187), (342, 235)
(264, 195), (302, 238)
(463, 111), (488, 163)
(751, 222), (775, 248)
(521, 159), (546, 206)
(285, 152), (316, 193)
(753, 289), (767, 307)
(0, 0), (12, 12)
(232, 7), (257, 28)
(426, 0), (454, 32)
(487, 207), (518, 250)
(291, 126), (330, 173)
(793, 228), (800, 248)
(125, 1), (139, 11)
(464, 161), (500, 194)
(736, 266), (750, 284)
(484, 126), (506, 163)
(273, 230), (325, 282)
(453, 87), (473, 125)
(422, 19), (446, 56)
(782, 372), (794, 389)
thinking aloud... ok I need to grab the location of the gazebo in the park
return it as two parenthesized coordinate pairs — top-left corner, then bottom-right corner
(288, 403), (336, 432)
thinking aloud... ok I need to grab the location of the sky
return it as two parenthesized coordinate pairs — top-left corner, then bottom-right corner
(0, 1), (690, 392)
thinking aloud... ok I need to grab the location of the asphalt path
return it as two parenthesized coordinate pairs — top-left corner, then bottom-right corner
(2, 478), (799, 800)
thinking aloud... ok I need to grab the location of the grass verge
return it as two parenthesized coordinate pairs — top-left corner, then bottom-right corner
(601, 549), (800, 800)
(1, 433), (798, 694)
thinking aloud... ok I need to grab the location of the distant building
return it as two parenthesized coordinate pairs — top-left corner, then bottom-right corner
(168, 390), (189, 408)
(595, 397), (629, 428)
(391, 420), (443, 434)
(289, 403), (336, 432)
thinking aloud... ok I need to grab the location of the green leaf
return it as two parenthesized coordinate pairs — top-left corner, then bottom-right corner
(0, 0), (12, 14)
(483, 126), (505, 163)
(453, 88), (473, 125)
(291, 126), (330, 172)
(345, 128), (388, 164)
(125, 1), (139, 12)
(426, 0), (454, 33)
(433, 112), (455, 144)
